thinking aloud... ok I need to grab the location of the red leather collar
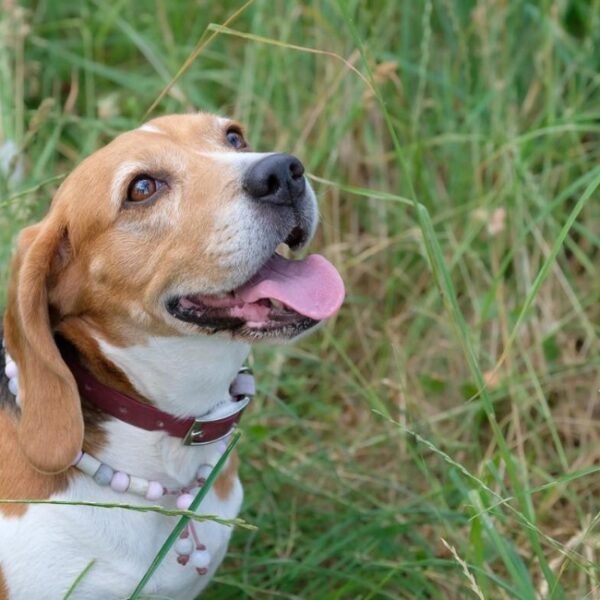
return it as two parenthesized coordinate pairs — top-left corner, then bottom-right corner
(63, 348), (255, 445)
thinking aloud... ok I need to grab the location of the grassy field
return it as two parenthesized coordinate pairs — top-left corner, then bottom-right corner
(1, 0), (599, 598)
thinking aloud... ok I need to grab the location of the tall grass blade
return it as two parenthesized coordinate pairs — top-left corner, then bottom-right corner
(128, 432), (242, 600)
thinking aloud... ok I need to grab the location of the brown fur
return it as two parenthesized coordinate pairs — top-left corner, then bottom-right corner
(214, 451), (240, 501)
(0, 564), (8, 600)
(0, 409), (69, 517)
(4, 219), (84, 474)
(1, 114), (246, 505)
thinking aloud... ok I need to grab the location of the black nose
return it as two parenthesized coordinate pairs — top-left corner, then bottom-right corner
(243, 153), (306, 206)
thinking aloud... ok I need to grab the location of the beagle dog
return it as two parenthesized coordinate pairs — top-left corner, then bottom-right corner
(0, 113), (344, 600)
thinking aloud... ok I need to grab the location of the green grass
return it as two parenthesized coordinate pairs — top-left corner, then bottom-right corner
(1, 0), (599, 598)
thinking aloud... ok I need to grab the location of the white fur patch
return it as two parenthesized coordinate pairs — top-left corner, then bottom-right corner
(195, 151), (276, 173)
(97, 335), (250, 418)
(138, 123), (165, 134)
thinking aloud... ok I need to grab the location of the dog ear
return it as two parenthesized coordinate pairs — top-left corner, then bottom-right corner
(3, 212), (83, 474)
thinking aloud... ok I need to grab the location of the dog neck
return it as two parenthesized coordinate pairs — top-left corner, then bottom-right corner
(76, 333), (250, 485)
(95, 334), (251, 419)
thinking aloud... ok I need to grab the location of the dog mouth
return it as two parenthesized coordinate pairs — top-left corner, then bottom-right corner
(166, 252), (345, 339)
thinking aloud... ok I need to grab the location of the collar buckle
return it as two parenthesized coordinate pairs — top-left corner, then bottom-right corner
(183, 395), (252, 446)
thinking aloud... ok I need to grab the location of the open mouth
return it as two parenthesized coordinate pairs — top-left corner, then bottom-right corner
(166, 253), (345, 339)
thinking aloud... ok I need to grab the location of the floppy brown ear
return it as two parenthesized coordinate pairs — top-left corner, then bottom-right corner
(3, 213), (83, 474)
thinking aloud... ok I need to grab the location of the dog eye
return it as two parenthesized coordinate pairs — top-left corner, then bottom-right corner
(126, 175), (163, 203)
(226, 128), (247, 150)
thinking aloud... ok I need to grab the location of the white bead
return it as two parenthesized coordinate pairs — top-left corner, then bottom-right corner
(174, 538), (194, 555)
(190, 549), (211, 569)
(76, 453), (102, 477)
(127, 476), (150, 496)
(7, 378), (18, 396)
(196, 464), (213, 481)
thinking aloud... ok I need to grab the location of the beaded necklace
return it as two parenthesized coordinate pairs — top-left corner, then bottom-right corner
(72, 446), (227, 575)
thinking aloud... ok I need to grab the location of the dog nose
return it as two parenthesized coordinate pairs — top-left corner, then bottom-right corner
(243, 154), (306, 206)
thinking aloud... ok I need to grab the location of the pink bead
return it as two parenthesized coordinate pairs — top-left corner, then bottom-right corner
(110, 471), (130, 493)
(5, 361), (17, 379)
(145, 481), (164, 500)
(176, 493), (193, 510)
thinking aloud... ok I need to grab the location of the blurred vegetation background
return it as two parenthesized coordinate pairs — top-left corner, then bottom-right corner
(1, 0), (599, 598)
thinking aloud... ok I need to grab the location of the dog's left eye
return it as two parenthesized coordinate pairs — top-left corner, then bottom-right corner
(226, 128), (247, 150)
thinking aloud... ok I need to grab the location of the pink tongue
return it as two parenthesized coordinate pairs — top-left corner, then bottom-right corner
(235, 254), (345, 320)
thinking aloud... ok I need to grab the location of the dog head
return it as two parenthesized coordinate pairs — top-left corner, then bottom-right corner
(4, 113), (344, 473)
